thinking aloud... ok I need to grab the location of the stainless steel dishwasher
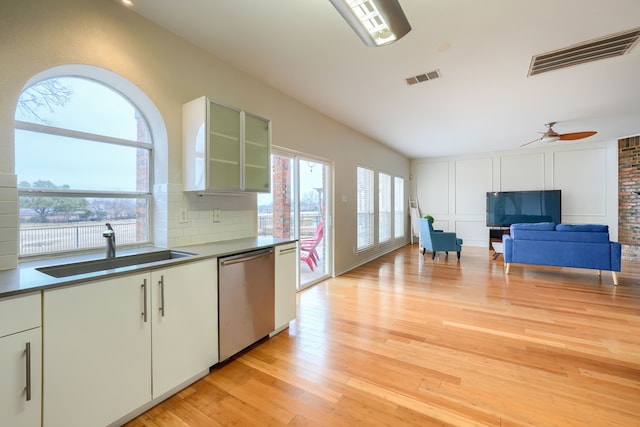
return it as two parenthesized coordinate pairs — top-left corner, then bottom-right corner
(218, 248), (275, 362)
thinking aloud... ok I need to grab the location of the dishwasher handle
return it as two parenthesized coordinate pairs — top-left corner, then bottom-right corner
(220, 248), (273, 266)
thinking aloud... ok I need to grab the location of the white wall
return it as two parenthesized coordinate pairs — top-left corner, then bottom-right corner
(0, 0), (410, 272)
(411, 140), (619, 247)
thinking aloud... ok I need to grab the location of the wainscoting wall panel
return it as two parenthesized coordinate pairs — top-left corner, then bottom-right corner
(455, 220), (487, 247)
(455, 158), (493, 216)
(412, 140), (618, 247)
(500, 152), (545, 191)
(553, 148), (607, 216)
(415, 161), (449, 217)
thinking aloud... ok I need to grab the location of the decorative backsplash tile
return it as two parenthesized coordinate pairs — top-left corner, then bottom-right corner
(0, 174), (17, 270)
(164, 184), (257, 248)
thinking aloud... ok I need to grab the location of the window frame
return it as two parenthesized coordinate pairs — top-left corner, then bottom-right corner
(394, 176), (405, 239)
(378, 171), (392, 244)
(357, 166), (406, 252)
(15, 76), (154, 257)
(356, 165), (375, 252)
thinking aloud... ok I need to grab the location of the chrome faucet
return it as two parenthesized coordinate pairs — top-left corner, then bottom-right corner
(103, 223), (116, 259)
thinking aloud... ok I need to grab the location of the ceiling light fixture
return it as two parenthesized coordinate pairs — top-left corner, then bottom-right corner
(328, 0), (411, 47)
(539, 135), (561, 143)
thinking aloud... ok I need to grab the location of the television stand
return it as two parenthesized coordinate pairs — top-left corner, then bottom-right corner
(489, 227), (510, 249)
(491, 241), (504, 260)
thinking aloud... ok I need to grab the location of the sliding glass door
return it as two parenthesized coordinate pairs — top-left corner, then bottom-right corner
(258, 150), (331, 289)
(298, 158), (330, 288)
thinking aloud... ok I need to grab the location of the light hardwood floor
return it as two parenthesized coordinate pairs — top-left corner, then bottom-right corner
(126, 245), (640, 426)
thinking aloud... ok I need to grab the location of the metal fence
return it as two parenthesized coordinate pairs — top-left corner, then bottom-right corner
(20, 221), (138, 256)
(257, 212), (322, 238)
(21, 213), (326, 256)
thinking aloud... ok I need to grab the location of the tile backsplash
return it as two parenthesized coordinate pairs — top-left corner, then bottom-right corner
(0, 174), (18, 270)
(159, 183), (257, 248)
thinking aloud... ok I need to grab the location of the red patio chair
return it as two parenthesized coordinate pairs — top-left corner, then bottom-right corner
(300, 222), (324, 270)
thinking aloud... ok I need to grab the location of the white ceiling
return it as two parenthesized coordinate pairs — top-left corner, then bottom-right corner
(129, 0), (640, 159)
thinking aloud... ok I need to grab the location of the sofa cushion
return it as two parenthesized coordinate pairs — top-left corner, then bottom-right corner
(556, 224), (609, 233)
(509, 223), (611, 243)
(542, 231), (609, 243)
(510, 222), (556, 240)
(510, 230), (556, 241)
(553, 223), (610, 243)
(511, 222), (556, 231)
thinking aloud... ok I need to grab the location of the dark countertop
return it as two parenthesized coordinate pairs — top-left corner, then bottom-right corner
(0, 236), (296, 299)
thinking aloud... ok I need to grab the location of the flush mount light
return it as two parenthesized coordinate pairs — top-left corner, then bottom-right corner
(328, 0), (411, 47)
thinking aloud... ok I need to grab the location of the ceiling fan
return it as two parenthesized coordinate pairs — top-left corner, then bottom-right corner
(521, 122), (597, 147)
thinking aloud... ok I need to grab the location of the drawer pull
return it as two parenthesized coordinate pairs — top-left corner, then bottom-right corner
(25, 342), (31, 401)
(141, 279), (148, 322)
(159, 275), (165, 317)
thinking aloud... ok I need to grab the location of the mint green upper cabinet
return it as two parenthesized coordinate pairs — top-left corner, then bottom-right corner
(208, 102), (241, 190)
(183, 97), (270, 193)
(243, 112), (271, 192)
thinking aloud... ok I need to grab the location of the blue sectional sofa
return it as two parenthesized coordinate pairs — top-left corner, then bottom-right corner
(502, 222), (622, 285)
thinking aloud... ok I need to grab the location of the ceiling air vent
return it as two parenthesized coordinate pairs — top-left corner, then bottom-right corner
(528, 27), (640, 76)
(406, 69), (441, 85)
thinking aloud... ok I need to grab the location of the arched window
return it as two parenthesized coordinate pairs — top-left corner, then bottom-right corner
(15, 76), (152, 256)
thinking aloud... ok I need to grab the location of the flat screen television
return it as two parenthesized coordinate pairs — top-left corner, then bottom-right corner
(486, 190), (561, 227)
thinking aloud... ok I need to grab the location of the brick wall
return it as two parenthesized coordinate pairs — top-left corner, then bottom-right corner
(273, 157), (291, 238)
(618, 135), (640, 260)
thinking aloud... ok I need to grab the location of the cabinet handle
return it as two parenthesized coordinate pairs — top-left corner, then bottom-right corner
(25, 342), (31, 402)
(159, 275), (165, 317)
(279, 247), (297, 255)
(141, 279), (148, 322)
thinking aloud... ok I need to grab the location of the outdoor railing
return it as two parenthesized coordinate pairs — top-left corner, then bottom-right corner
(20, 221), (138, 256)
(258, 212), (322, 238)
(21, 212), (332, 256)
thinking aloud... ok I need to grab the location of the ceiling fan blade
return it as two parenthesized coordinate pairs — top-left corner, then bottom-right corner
(559, 131), (597, 140)
(520, 138), (540, 147)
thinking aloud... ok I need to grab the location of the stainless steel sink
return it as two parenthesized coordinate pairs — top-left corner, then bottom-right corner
(36, 250), (196, 278)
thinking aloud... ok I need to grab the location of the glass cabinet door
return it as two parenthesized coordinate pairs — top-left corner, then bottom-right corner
(243, 113), (271, 192)
(208, 102), (241, 190)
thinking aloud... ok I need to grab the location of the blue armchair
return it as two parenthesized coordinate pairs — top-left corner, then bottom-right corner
(419, 218), (463, 260)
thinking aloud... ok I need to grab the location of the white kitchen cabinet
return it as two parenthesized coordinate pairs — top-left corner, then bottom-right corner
(273, 242), (298, 333)
(151, 260), (218, 398)
(183, 96), (271, 193)
(0, 292), (41, 427)
(43, 259), (218, 427)
(43, 272), (151, 427)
